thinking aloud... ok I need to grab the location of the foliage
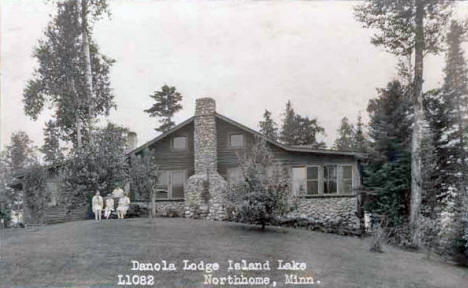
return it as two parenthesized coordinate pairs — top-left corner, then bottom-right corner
(144, 85), (183, 133)
(424, 20), (468, 260)
(2, 132), (37, 210)
(354, 0), (454, 248)
(40, 120), (64, 164)
(364, 80), (412, 227)
(61, 123), (130, 211)
(354, 0), (452, 57)
(23, 165), (48, 224)
(334, 117), (355, 151)
(352, 114), (370, 153)
(5, 131), (36, 171)
(226, 139), (295, 230)
(279, 100), (325, 148)
(23, 0), (115, 147)
(259, 110), (278, 141)
(367, 81), (413, 163)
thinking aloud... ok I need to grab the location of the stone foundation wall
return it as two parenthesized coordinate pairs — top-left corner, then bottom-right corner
(282, 196), (360, 235)
(134, 201), (185, 217)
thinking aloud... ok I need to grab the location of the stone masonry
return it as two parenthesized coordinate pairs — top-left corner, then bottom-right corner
(184, 98), (227, 220)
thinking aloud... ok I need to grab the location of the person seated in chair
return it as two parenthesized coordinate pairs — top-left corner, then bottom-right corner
(92, 190), (103, 221)
(104, 196), (115, 220)
(117, 191), (130, 219)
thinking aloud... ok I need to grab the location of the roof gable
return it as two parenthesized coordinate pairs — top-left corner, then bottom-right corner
(129, 113), (364, 158)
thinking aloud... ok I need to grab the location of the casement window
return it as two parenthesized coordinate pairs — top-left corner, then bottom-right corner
(156, 170), (186, 199)
(292, 167), (307, 195)
(172, 136), (187, 151)
(340, 165), (353, 194)
(226, 167), (243, 184)
(229, 133), (244, 148)
(306, 166), (319, 195)
(292, 166), (319, 196)
(323, 165), (338, 194)
(292, 164), (354, 196)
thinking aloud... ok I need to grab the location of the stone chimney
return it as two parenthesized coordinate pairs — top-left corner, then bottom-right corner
(194, 98), (217, 174)
(185, 97), (227, 221)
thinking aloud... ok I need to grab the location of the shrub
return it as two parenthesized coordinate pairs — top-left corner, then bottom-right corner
(226, 139), (296, 230)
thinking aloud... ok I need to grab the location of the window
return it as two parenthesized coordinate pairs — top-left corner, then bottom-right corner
(156, 171), (169, 199)
(323, 165), (337, 194)
(292, 167), (307, 195)
(341, 166), (353, 194)
(306, 167), (319, 195)
(292, 166), (319, 196)
(172, 136), (187, 150)
(229, 134), (244, 148)
(156, 170), (186, 199)
(227, 167), (243, 184)
(172, 171), (185, 199)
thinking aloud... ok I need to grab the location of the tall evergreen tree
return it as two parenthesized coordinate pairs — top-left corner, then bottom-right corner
(259, 110), (278, 141)
(279, 101), (325, 148)
(23, 0), (114, 148)
(334, 117), (355, 151)
(279, 100), (296, 145)
(294, 115), (326, 148)
(144, 85), (183, 133)
(352, 114), (369, 153)
(40, 120), (64, 164)
(6, 132), (36, 171)
(425, 20), (468, 258)
(365, 80), (413, 227)
(355, 0), (453, 246)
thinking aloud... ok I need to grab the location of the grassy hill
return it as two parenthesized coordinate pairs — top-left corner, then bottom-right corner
(0, 218), (467, 288)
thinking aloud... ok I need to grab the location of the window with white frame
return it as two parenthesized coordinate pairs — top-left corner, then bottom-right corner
(292, 167), (307, 195)
(156, 170), (186, 199)
(229, 134), (244, 148)
(340, 165), (353, 194)
(323, 165), (337, 194)
(306, 166), (319, 195)
(172, 136), (187, 151)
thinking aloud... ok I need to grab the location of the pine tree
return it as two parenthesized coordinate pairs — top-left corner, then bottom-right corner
(294, 115), (326, 148)
(334, 117), (355, 151)
(279, 101), (325, 148)
(259, 110), (278, 141)
(144, 85), (183, 133)
(365, 80), (413, 227)
(355, 0), (453, 247)
(40, 120), (64, 164)
(425, 20), (468, 259)
(279, 100), (296, 145)
(352, 114), (369, 153)
(6, 131), (36, 171)
(23, 0), (114, 148)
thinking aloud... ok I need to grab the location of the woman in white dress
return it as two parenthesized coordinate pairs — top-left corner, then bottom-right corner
(104, 196), (115, 219)
(117, 192), (130, 219)
(91, 191), (103, 221)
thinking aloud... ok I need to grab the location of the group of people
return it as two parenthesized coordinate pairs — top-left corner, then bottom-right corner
(91, 187), (131, 221)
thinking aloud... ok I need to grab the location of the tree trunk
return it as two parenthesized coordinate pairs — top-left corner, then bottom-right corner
(80, 0), (95, 145)
(71, 78), (82, 149)
(409, 0), (425, 248)
(151, 190), (156, 218)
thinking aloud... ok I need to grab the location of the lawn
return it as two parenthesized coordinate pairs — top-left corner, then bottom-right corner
(0, 218), (467, 288)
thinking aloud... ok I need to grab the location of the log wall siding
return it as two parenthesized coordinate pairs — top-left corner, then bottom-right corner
(215, 117), (360, 190)
(142, 122), (195, 175)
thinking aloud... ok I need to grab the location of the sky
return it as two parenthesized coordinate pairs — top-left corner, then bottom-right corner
(2, 0), (468, 150)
